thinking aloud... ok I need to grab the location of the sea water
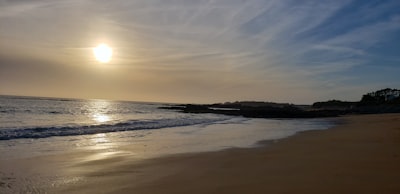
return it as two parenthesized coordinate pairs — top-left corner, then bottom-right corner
(0, 95), (335, 159)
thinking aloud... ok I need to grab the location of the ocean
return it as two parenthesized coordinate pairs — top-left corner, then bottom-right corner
(0, 95), (335, 159)
(0, 95), (231, 140)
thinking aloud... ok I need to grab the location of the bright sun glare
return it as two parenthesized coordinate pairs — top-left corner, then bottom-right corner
(93, 43), (113, 63)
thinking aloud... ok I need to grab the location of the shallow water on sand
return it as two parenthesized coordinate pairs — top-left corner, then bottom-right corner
(0, 117), (334, 160)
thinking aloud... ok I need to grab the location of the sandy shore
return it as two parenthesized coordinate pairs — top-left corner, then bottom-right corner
(2, 114), (400, 193)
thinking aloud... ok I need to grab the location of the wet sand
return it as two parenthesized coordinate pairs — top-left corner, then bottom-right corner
(2, 114), (400, 193)
(54, 114), (400, 194)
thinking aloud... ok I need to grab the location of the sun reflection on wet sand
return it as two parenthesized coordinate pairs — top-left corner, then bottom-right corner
(91, 133), (109, 144)
(73, 133), (133, 166)
(84, 133), (116, 152)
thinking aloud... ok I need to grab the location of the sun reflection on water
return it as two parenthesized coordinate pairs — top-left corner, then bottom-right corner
(86, 99), (114, 124)
(92, 114), (110, 123)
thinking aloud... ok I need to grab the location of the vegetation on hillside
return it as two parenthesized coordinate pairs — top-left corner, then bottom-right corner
(359, 88), (400, 105)
(161, 88), (400, 118)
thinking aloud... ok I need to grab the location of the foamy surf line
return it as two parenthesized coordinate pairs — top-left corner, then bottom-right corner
(0, 117), (233, 140)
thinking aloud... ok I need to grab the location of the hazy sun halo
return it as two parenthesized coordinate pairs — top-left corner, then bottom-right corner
(93, 44), (113, 63)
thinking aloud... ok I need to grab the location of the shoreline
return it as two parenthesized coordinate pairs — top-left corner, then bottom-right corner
(0, 117), (332, 160)
(1, 114), (400, 193)
(59, 113), (400, 193)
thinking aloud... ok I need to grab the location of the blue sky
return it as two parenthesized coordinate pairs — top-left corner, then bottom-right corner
(0, 0), (399, 103)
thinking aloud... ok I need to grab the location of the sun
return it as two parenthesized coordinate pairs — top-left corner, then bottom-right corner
(93, 43), (113, 63)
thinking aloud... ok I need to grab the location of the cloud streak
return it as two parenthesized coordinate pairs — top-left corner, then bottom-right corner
(1, 0), (400, 103)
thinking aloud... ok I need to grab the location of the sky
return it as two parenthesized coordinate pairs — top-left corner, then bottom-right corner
(0, 0), (399, 104)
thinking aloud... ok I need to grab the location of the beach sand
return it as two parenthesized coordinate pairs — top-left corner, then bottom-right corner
(2, 114), (400, 193)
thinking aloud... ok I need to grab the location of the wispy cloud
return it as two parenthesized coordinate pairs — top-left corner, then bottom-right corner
(1, 0), (399, 103)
